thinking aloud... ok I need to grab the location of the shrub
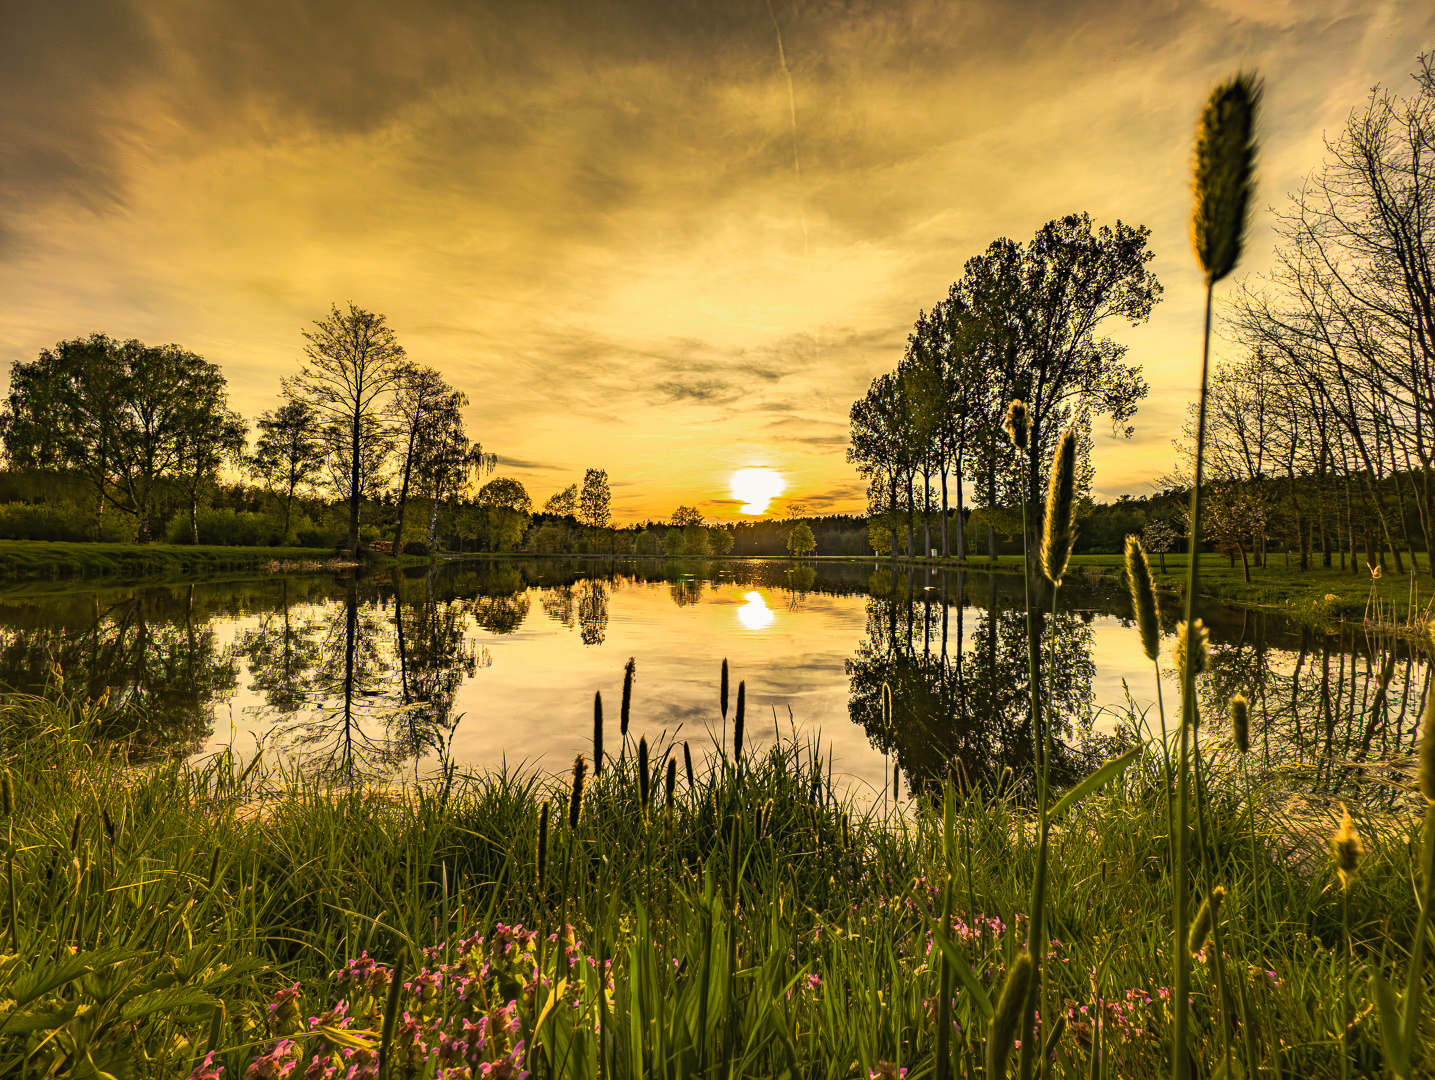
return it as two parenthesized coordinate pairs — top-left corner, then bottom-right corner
(0, 502), (136, 543)
(403, 540), (430, 556)
(183, 508), (283, 547)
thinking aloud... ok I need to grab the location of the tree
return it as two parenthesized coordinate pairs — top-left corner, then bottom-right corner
(580, 468), (612, 551)
(661, 528), (687, 557)
(287, 303), (408, 552)
(671, 505), (703, 527)
(387, 365), (456, 552)
(952, 214), (1160, 562)
(787, 522), (817, 557)
(478, 476), (533, 514)
(416, 393), (494, 549)
(708, 526), (734, 555)
(544, 485), (578, 517)
(1, 335), (240, 541)
(250, 398), (326, 540)
(1141, 516), (1177, 573)
(175, 391), (246, 545)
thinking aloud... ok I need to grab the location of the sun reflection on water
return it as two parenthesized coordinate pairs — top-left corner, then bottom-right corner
(736, 591), (775, 630)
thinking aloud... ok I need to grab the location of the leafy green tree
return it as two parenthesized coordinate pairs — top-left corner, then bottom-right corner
(671, 505), (703, 526)
(580, 468), (612, 550)
(707, 525), (734, 555)
(683, 522), (711, 556)
(478, 476), (533, 514)
(387, 365), (457, 552)
(661, 528), (687, 557)
(176, 393), (246, 545)
(418, 394), (494, 549)
(249, 398), (325, 540)
(0, 334), (239, 541)
(543, 484), (578, 516)
(788, 522), (817, 557)
(288, 303), (408, 553)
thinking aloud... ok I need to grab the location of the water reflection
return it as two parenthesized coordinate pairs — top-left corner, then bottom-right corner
(0, 559), (1423, 804)
(737, 592), (775, 631)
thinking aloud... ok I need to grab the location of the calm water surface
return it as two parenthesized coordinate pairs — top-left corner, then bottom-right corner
(0, 558), (1426, 802)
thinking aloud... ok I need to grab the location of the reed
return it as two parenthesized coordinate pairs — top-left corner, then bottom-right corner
(593, 691), (604, 775)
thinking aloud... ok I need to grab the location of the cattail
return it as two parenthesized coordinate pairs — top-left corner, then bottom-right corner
(841, 813), (850, 850)
(1419, 680), (1435, 804)
(207, 845), (221, 890)
(1124, 536), (1161, 663)
(665, 757), (677, 812)
(102, 808), (115, 844)
(1173, 619), (1210, 683)
(1330, 804), (1362, 889)
(620, 658), (635, 739)
(684, 741), (695, 788)
(986, 950), (1034, 1079)
(638, 737), (650, 818)
(1230, 694), (1250, 755)
(568, 754), (587, 831)
(720, 658), (729, 720)
(1188, 885), (1227, 955)
(0, 769), (12, 817)
(593, 691), (604, 774)
(734, 681), (746, 762)
(1003, 400), (1030, 451)
(619, 654), (637, 740)
(1192, 74), (1261, 285)
(1041, 428), (1078, 586)
(537, 800), (551, 889)
(69, 811), (81, 852)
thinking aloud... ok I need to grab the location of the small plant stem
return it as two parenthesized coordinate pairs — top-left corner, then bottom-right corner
(1341, 886), (1351, 1080)
(1154, 667), (1174, 846)
(1173, 279), (1215, 1080)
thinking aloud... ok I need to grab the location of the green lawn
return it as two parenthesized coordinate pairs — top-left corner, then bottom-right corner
(885, 551), (1430, 621)
(0, 539), (428, 582)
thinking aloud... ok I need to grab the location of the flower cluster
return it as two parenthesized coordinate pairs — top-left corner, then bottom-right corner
(197, 923), (609, 1080)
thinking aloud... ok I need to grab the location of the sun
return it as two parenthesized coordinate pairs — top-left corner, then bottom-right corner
(729, 467), (786, 514)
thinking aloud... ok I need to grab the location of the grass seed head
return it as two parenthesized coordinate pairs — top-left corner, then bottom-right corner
(1188, 885), (1227, 955)
(1003, 399), (1030, 451)
(684, 741), (695, 787)
(720, 658), (729, 720)
(987, 950), (1034, 1079)
(1174, 619), (1210, 684)
(1230, 693), (1250, 754)
(665, 757), (677, 811)
(734, 680), (746, 761)
(1192, 74), (1261, 285)
(1330, 804), (1362, 888)
(1124, 535), (1161, 663)
(0, 769), (12, 817)
(593, 690), (603, 775)
(620, 657), (635, 737)
(1041, 428), (1078, 585)
(638, 737), (650, 817)
(568, 754), (587, 831)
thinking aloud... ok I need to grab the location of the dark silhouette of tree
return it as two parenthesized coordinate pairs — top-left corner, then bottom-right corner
(388, 365), (457, 552)
(288, 303), (408, 553)
(249, 398), (325, 540)
(580, 468), (612, 551)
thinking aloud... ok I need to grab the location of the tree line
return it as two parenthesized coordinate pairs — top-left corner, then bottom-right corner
(1187, 56), (1435, 578)
(0, 303), (613, 555)
(847, 211), (1161, 564)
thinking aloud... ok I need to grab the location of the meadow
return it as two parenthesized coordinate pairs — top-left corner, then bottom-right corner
(0, 666), (1428, 1079)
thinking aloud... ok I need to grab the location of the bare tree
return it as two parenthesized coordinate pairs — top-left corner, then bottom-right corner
(287, 303), (408, 553)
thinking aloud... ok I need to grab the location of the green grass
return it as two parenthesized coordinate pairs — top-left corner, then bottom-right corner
(0, 540), (433, 582)
(887, 551), (1431, 621)
(0, 686), (1428, 1078)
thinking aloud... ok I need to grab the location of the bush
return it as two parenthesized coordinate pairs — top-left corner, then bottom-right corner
(0, 502), (137, 543)
(403, 540), (431, 557)
(175, 508), (282, 547)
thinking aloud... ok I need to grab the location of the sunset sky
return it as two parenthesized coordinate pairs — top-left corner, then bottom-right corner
(2, 1), (1430, 522)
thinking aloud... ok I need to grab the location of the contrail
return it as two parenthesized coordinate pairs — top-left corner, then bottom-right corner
(765, 0), (808, 261)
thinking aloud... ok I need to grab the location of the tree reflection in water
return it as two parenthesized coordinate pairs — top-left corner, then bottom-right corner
(847, 568), (1096, 794)
(0, 584), (237, 759)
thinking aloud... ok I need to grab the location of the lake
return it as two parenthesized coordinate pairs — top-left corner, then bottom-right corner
(0, 557), (1425, 803)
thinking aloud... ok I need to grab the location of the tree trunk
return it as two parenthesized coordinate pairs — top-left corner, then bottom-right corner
(392, 426), (419, 554)
(189, 484), (200, 545)
(940, 464), (950, 559)
(954, 458), (967, 564)
(347, 408), (363, 552)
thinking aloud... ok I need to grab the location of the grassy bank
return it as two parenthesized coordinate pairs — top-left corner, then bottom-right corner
(0, 688), (1427, 1078)
(876, 551), (1431, 622)
(0, 540), (433, 582)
